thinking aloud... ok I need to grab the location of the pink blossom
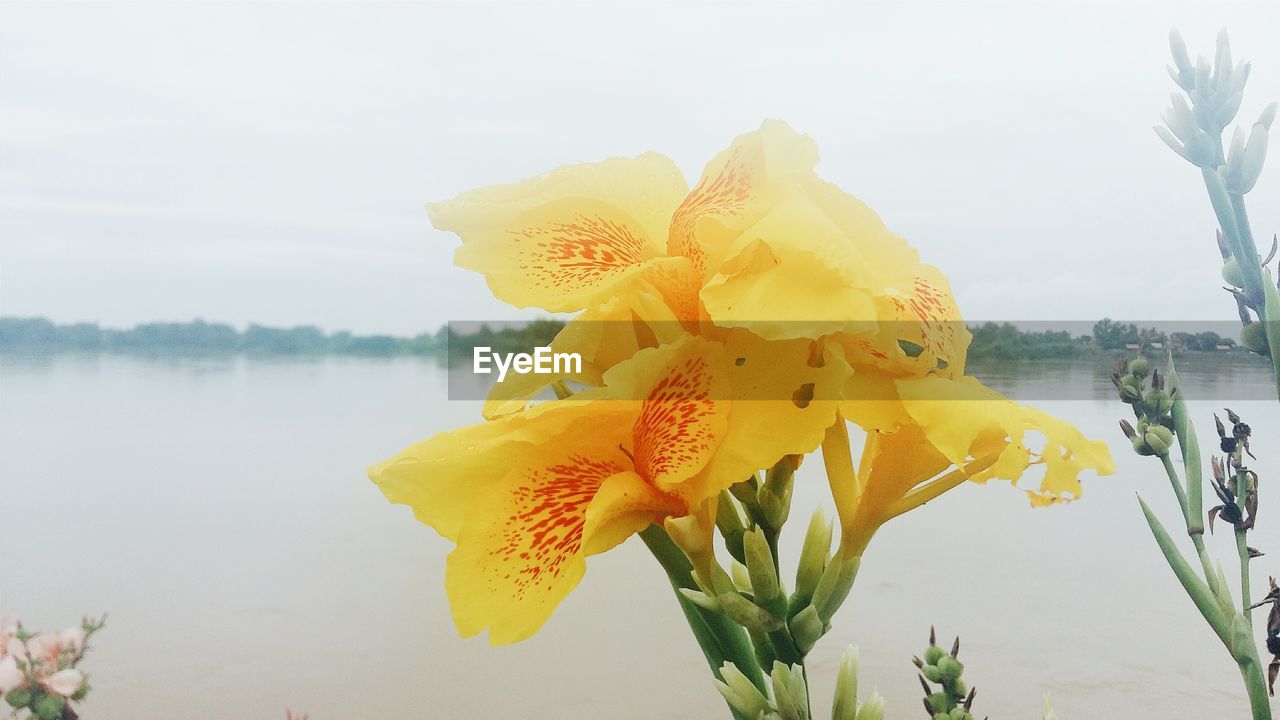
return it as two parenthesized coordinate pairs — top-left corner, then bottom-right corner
(0, 656), (23, 694)
(58, 626), (86, 654)
(42, 668), (83, 697)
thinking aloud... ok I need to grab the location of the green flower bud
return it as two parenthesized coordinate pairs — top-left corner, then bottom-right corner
(855, 692), (885, 720)
(923, 645), (945, 665)
(832, 646), (860, 720)
(1148, 424), (1174, 446)
(678, 588), (721, 612)
(790, 604), (824, 655)
(950, 679), (967, 698)
(719, 592), (784, 633)
(1145, 431), (1171, 456)
(949, 709), (972, 720)
(1131, 435), (1151, 455)
(927, 692), (951, 713)
(770, 662), (809, 720)
(5, 688), (32, 708)
(794, 508), (831, 606)
(933, 714), (950, 720)
(714, 662), (770, 719)
(936, 656), (964, 681)
(744, 527), (781, 605)
(1129, 357), (1150, 378)
(813, 553), (860, 623)
(1222, 258), (1247, 287)
(33, 694), (65, 720)
(1243, 322), (1270, 355)
(922, 664), (943, 683)
(1146, 389), (1173, 416)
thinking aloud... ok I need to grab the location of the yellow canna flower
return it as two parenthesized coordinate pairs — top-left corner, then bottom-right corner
(430, 121), (939, 417)
(369, 334), (850, 643)
(826, 374), (1116, 556)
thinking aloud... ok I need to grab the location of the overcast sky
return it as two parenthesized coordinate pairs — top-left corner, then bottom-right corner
(3, 1), (1279, 335)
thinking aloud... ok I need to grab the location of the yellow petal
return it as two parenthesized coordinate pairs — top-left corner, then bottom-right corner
(693, 330), (854, 498)
(603, 335), (731, 490)
(430, 153), (689, 312)
(668, 120), (818, 279)
(368, 397), (630, 540)
(895, 376), (1115, 503)
(446, 454), (632, 644)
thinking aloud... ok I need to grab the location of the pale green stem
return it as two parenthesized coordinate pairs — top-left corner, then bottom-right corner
(640, 524), (765, 719)
(1234, 467), (1255, 628)
(1160, 454), (1219, 590)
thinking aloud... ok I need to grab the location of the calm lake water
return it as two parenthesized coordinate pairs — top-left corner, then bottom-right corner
(4, 353), (1280, 718)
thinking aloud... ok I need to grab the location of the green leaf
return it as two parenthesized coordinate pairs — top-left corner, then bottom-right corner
(1138, 496), (1233, 648)
(1166, 356), (1204, 531)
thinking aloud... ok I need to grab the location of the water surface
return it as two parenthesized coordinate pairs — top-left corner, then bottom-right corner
(3, 354), (1279, 718)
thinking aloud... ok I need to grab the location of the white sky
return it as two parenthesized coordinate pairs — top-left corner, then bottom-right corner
(2, 0), (1279, 335)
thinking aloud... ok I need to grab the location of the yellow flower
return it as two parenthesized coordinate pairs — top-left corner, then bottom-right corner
(826, 374), (1116, 555)
(369, 334), (850, 643)
(430, 121), (935, 416)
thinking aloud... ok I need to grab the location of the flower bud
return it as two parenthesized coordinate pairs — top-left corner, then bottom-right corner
(927, 692), (951, 713)
(1129, 357), (1150, 378)
(714, 662), (770, 719)
(936, 656), (964, 681)
(1240, 122), (1269, 193)
(719, 592), (784, 633)
(770, 662), (810, 720)
(1261, 102), (1279, 131)
(790, 604), (824, 654)
(730, 559), (753, 593)
(760, 455), (800, 530)
(678, 588), (722, 612)
(33, 694), (65, 720)
(1132, 435), (1154, 456)
(923, 644), (945, 665)
(4, 688), (31, 709)
(716, 492), (747, 564)
(1144, 431), (1171, 456)
(922, 664), (943, 683)
(744, 527), (781, 605)
(855, 692), (885, 720)
(1243, 321), (1270, 355)
(1222, 258), (1246, 287)
(794, 508), (831, 606)
(833, 646), (860, 720)
(1169, 29), (1192, 74)
(813, 553), (860, 623)
(1146, 389), (1173, 416)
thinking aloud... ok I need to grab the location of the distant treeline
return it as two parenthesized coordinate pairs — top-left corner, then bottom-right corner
(0, 316), (1246, 361)
(968, 319), (1239, 360)
(0, 317), (563, 360)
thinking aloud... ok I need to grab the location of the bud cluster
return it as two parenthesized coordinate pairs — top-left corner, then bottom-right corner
(714, 661), (815, 720)
(0, 614), (104, 720)
(678, 458), (858, 668)
(1158, 29), (1274, 178)
(1112, 356), (1176, 457)
(1208, 408), (1260, 534)
(913, 627), (980, 720)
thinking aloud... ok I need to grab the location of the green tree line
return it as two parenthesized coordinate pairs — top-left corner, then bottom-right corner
(0, 316), (1244, 360)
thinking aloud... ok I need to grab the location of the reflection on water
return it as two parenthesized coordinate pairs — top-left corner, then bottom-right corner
(2, 354), (1279, 718)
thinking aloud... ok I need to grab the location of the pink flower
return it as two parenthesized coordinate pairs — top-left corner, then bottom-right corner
(42, 668), (83, 698)
(58, 626), (86, 654)
(0, 656), (23, 694)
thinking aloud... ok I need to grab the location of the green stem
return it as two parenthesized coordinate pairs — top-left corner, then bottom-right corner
(1160, 454), (1219, 590)
(639, 525), (766, 705)
(1238, 646), (1273, 720)
(1234, 467), (1255, 628)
